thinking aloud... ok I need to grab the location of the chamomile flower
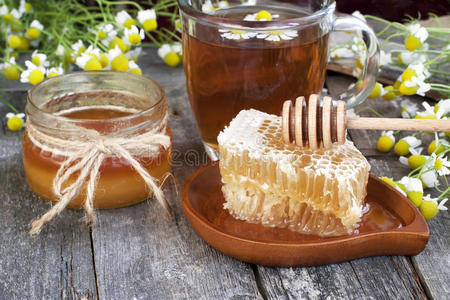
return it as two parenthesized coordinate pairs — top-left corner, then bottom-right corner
(430, 153), (450, 176)
(126, 47), (142, 62)
(20, 60), (46, 85)
(124, 25), (145, 46)
(379, 50), (392, 68)
(71, 40), (86, 57)
(420, 170), (439, 188)
(380, 177), (406, 196)
(405, 23), (428, 51)
(329, 47), (354, 59)
(428, 138), (447, 155)
(435, 99), (450, 120)
(46, 66), (63, 78)
(419, 195), (447, 220)
(398, 176), (423, 207)
(6, 112), (25, 131)
(399, 76), (431, 96)
(116, 10), (136, 29)
(397, 51), (426, 66)
(26, 20), (43, 40)
(137, 9), (157, 32)
(368, 82), (383, 98)
(108, 37), (129, 53)
(244, 10), (280, 21)
(256, 29), (298, 42)
(377, 130), (395, 152)
(76, 52), (102, 71)
(107, 46), (129, 72)
(0, 57), (20, 81)
(381, 86), (396, 100)
(19, 0), (32, 14)
(202, 0), (216, 13)
(394, 136), (421, 156)
(128, 60), (142, 75)
(219, 27), (257, 40)
(31, 50), (49, 67)
(158, 44), (182, 67)
(1, 6), (22, 21)
(94, 23), (117, 45)
(174, 19), (182, 33)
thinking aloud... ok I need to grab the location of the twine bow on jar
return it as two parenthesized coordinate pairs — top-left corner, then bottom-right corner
(26, 113), (173, 235)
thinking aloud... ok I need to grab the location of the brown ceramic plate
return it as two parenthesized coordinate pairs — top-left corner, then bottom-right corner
(181, 162), (429, 267)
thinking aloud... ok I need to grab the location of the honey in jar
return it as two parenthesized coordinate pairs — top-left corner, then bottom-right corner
(23, 72), (172, 209)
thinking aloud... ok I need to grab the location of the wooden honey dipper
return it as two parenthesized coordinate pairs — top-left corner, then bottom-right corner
(282, 94), (450, 150)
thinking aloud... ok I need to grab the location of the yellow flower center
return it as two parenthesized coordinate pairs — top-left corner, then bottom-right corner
(382, 85), (396, 101)
(394, 140), (410, 156)
(3, 65), (20, 81)
(128, 33), (141, 45)
(256, 10), (272, 21)
(29, 69), (45, 85)
(269, 30), (282, 36)
(231, 29), (245, 35)
(97, 30), (107, 40)
(77, 45), (86, 55)
(8, 35), (21, 49)
(111, 54), (129, 71)
(399, 81), (418, 96)
(7, 116), (24, 131)
(109, 37), (129, 53)
(25, 3), (33, 11)
(32, 56), (41, 66)
(143, 19), (157, 32)
(419, 200), (438, 220)
(11, 19), (22, 32)
(355, 57), (364, 69)
(408, 155), (426, 170)
(405, 35), (421, 51)
(27, 28), (40, 40)
(369, 83), (382, 98)
(401, 68), (416, 81)
(433, 104), (439, 113)
(163, 52), (181, 67)
(396, 183), (406, 193)
(129, 68), (142, 75)
(427, 140), (445, 155)
(434, 159), (442, 170)
(4, 13), (13, 22)
(407, 191), (423, 207)
(84, 57), (102, 71)
(99, 53), (109, 68)
(377, 136), (394, 152)
(18, 37), (30, 51)
(380, 177), (396, 188)
(48, 72), (60, 78)
(123, 18), (136, 29)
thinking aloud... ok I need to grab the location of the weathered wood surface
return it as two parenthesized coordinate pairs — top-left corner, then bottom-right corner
(0, 49), (448, 299)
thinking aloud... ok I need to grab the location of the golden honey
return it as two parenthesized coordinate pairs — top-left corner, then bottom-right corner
(23, 72), (171, 209)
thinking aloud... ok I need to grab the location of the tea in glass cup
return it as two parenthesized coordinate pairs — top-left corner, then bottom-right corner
(179, 0), (379, 159)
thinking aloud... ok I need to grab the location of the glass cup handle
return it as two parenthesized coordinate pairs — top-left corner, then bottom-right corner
(332, 16), (380, 108)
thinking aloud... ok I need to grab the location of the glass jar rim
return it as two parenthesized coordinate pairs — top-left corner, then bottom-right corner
(27, 71), (166, 126)
(178, 0), (336, 30)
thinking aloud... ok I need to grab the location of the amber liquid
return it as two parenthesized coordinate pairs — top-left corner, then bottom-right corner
(183, 5), (329, 150)
(23, 104), (172, 209)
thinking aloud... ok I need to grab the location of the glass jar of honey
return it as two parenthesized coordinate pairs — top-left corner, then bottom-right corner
(23, 71), (172, 210)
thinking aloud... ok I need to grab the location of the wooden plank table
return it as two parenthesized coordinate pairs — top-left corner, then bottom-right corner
(0, 49), (448, 300)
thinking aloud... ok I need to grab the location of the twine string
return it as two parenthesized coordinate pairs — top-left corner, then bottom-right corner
(27, 114), (172, 235)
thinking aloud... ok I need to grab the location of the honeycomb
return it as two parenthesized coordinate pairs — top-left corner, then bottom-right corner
(217, 109), (370, 237)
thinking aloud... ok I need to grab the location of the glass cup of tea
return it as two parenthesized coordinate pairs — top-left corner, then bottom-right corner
(179, 0), (379, 160)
